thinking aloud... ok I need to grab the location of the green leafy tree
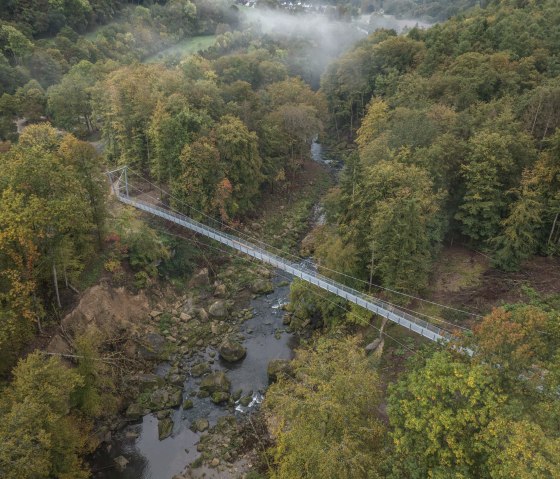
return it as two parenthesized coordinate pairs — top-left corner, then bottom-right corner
(0, 352), (90, 479)
(47, 60), (99, 133)
(0, 124), (94, 312)
(348, 160), (444, 295)
(147, 95), (208, 184)
(388, 350), (506, 479)
(212, 115), (262, 215)
(265, 337), (386, 479)
(58, 134), (106, 246)
(491, 173), (545, 270)
(456, 130), (531, 245)
(171, 136), (223, 218)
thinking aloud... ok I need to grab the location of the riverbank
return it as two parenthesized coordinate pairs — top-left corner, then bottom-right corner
(86, 148), (332, 478)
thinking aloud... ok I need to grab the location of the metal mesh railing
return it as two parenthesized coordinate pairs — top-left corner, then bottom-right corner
(116, 190), (451, 343)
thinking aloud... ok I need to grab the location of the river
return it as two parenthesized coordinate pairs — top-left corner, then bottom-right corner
(91, 141), (338, 478)
(91, 275), (296, 479)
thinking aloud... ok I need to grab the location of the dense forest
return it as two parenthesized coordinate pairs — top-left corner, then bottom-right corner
(1, 0), (559, 478)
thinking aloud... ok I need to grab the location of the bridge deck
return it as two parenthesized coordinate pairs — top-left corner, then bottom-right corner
(114, 187), (452, 343)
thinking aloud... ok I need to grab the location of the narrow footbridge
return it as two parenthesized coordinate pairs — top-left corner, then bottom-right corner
(109, 167), (454, 343)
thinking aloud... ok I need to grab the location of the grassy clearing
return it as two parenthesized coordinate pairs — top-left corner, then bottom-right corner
(430, 247), (489, 294)
(144, 35), (217, 63)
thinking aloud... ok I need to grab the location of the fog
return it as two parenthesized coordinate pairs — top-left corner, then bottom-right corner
(239, 7), (432, 87)
(239, 9), (363, 86)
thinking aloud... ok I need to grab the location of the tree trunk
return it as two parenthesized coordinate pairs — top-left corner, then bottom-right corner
(548, 212), (559, 245)
(530, 96), (542, 135)
(369, 246), (375, 293)
(53, 262), (61, 308)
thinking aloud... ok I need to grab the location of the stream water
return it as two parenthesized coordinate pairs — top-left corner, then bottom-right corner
(92, 142), (334, 478)
(92, 275), (296, 479)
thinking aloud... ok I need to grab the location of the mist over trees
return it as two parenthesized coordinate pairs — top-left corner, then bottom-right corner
(318, 0), (560, 299)
(0, 1), (559, 478)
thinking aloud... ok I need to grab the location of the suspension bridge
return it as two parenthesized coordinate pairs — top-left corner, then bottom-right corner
(108, 166), (464, 344)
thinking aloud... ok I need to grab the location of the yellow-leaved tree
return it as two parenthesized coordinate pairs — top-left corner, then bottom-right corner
(264, 336), (385, 479)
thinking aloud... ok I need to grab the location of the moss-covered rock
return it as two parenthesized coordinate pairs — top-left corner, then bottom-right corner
(211, 391), (230, 404)
(192, 418), (209, 432)
(239, 395), (252, 407)
(149, 385), (183, 410)
(200, 371), (231, 394)
(267, 359), (292, 383)
(250, 279), (274, 295)
(191, 362), (211, 377)
(158, 417), (173, 440)
(125, 403), (144, 419)
(218, 338), (246, 362)
(208, 300), (228, 318)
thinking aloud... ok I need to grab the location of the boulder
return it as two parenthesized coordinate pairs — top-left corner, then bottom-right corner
(191, 362), (211, 377)
(156, 409), (172, 420)
(168, 373), (185, 387)
(168, 387), (183, 407)
(196, 308), (209, 322)
(267, 359), (292, 383)
(218, 338), (247, 363)
(208, 300), (227, 318)
(250, 279), (274, 295)
(200, 371), (231, 394)
(149, 386), (183, 410)
(239, 395), (252, 407)
(211, 391), (230, 404)
(214, 283), (227, 297)
(114, 456), (129, 472)
(150, 310), (163, 319)
(158, 417), (173, 440)
(179, 312), (191, 322)
(365, 338), (383, 354)
(125, 403), (144, 420)
(134, 373), (164, 392)
(182, 399), (194, 410)
(192, 418), (209, 432)
(190, 268), (209, 287)
(138, 333), (166, 360)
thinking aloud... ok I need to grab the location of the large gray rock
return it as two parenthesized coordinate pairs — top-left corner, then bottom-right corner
(191, 362), (211, 377)
(267, 359), (292, 383)
(189, 268), (209, 287)
(192, 418), (209, 432)
(218, 338), (246, 363)
(125, 403), (145, 420)
(365, 338), (383, 354)
(158, 417), (173, 440)
(208, 300), (227, 318)
(250, 279), (274, 295)
(211, 391), (230, 404)
(200, 371), (231, 394)
(149, 386), (183, 410)
(138, 333), (166, 360)
(134, 373), (164, 392)
(114, 456), (129, 472)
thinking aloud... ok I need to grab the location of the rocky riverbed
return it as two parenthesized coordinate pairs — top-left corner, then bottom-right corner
(91, 266), (296, 479)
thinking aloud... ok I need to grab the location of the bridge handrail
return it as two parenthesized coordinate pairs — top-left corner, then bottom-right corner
(116, 191), (452, 343)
